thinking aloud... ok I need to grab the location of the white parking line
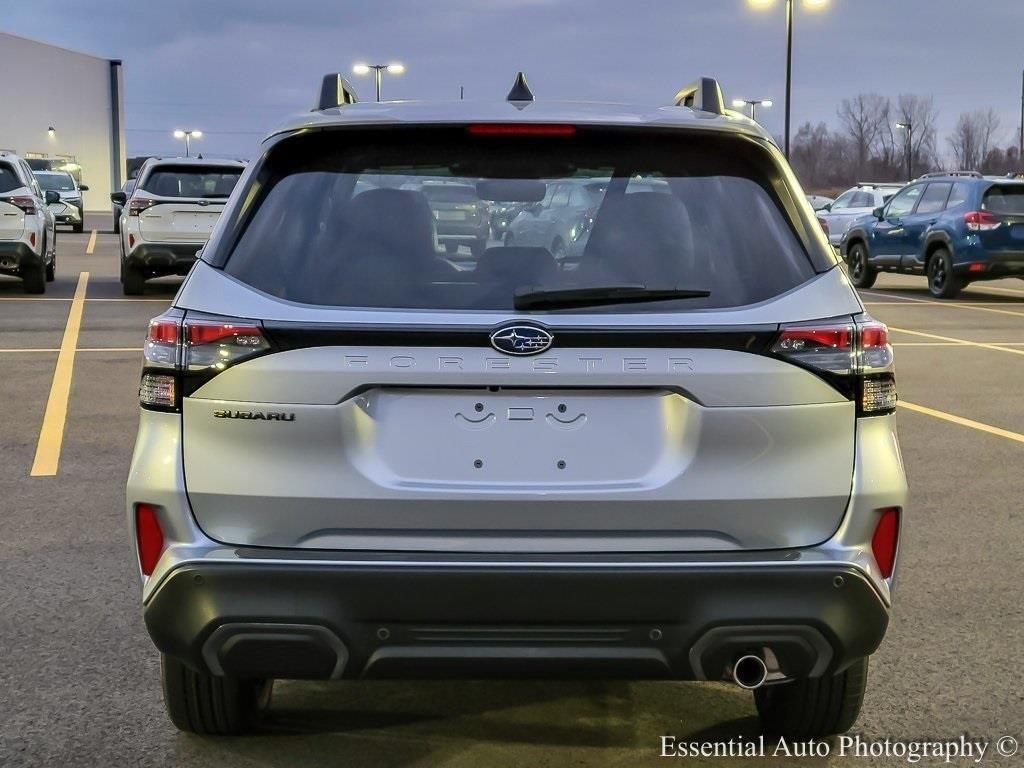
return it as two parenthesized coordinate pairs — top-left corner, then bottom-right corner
(900, 401), (1024, 445)
(862, 291), (1024, 318)
(888, 326), (1024, 356)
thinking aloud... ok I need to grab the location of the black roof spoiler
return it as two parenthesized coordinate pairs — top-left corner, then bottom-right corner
(672, 77), (726, 115)
(315, 73), (359, 111)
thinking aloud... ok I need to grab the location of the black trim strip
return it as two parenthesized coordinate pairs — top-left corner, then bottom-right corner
(260, 322), (780, 354)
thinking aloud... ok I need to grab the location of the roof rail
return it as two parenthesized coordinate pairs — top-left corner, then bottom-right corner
(917, 171), (983, 179)
(314, 73), (359, 111)
(856, 181), (906, 187)
(672, 77), (725, 115)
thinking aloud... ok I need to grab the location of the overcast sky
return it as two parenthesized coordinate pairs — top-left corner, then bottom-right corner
(4, 0), (1023, 160)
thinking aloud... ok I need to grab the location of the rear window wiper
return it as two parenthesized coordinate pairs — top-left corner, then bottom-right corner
(513, 285), (711, 311)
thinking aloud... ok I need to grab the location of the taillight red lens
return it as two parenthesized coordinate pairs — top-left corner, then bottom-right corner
(467, 123), (577, 137)
(964, 211), (1000, 231)
(135, 503), (165, 576)
(775, 326), (853, 351)
(3, 195), (37, 214)
(186, 320), (264, 346)
(183, 317), (269, 372)
(871, 507), (900, 579)
(127, 196), (156, 216)
(147, 319), (180, 345)
(29, 232), (36, 247)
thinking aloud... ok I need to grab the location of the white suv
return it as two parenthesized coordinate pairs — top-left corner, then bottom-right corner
(0, 153), (58, 293)
(113, 157), (244, 295)
(818, 182), (904, 248)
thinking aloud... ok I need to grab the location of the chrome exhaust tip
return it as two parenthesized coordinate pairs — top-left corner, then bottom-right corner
(732, 654), (769, 690)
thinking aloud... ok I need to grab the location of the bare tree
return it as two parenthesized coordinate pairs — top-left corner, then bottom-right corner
(949, 109), (1001, 171)
(837, 94), (888, 177)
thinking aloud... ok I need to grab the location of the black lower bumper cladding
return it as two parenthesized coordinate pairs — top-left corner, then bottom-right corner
(145, 561), (889, 682)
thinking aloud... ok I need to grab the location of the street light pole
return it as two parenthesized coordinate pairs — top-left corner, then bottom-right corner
(896, 121), (913, 180)
(732, 98), (774, 123)
(352, 63), (405, 102)
(785, 0), (793, 159)
(173, 129), (202, 157)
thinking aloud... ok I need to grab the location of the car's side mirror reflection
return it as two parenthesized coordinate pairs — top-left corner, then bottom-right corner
(111, 192), (127, 205)
(44, 191), (61, 205)
(872, 206), (885, 219)
(79, 185), (90, 191)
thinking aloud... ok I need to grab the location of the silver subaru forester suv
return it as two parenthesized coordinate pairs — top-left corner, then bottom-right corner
(127, 74), (907, 739)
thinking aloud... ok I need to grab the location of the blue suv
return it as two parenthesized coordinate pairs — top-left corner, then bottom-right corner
(841, 172), (1024, 298)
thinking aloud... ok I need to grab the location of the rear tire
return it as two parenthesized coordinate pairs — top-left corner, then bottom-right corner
(927, 248), (961, 299)
(121, 262), (145, 295)
(161, 654), (271, 735)
(847, 243), (877, 289)
(45, 259), (55, 282)
(754, 656), (868, 739)
(22, 263), (46, 294)
(73, 222), (84, 234)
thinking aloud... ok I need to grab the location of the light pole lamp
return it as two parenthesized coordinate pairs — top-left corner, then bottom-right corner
(895, 121), (913, 180)
(173, 129), (202, 157)
(352, 62), (405, 102)
(732, 98), (774, 122)
(748, 0), (829, 159)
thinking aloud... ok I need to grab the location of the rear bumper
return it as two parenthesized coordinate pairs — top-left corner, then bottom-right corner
(0, 240), (42, 276)
(953, 251), (1024, 280)
(126, 242), (202, 276)
(144, 558), (888, 682)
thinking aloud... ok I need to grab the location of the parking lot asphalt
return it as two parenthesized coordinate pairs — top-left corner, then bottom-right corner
(1, 216), (1022, 767)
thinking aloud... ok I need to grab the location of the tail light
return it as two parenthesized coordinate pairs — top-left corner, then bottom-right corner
(772, 319), (896, 415)
(135, 503), (165, 576)
(2, 195), (37, 215)
(964, 211), (1000, 231)
(871, 507), (900, 579)
(127, 195), (157, 216)
(817, 216), (829, 237)
(139, 310), (270, 411)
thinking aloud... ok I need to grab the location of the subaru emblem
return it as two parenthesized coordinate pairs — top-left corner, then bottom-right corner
(490, 324), (554, 356)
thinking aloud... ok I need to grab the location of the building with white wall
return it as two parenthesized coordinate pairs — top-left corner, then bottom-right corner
(0, 31), (125, 212)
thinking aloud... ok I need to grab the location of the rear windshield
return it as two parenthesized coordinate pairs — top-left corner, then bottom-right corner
(140, 165), (241, 199)
(0, 164), (20, 193)
(223, 129), (818, 312)
(983, 186), (1024, 215)
(35, 172), (76, 192)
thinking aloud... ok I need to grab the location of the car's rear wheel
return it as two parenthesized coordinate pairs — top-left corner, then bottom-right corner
(45, 258), (55, 282)
(22, 262), (46, 294)
(847, 243), (877, 289)
(161, 654), (272, 735)
(121, 262), (145, 295)
(754, 656), (868, 739)
(73, 222), (84, 234)
(927, 248), (961, 299)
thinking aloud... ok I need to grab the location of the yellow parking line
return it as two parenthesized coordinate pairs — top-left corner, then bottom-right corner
(86, 230), (97, 254)
(888, 326), (1024, 357)
(900, 401), (1024, 445)
(862, 291), (1024, 317)
(30, 272), (89, 477)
